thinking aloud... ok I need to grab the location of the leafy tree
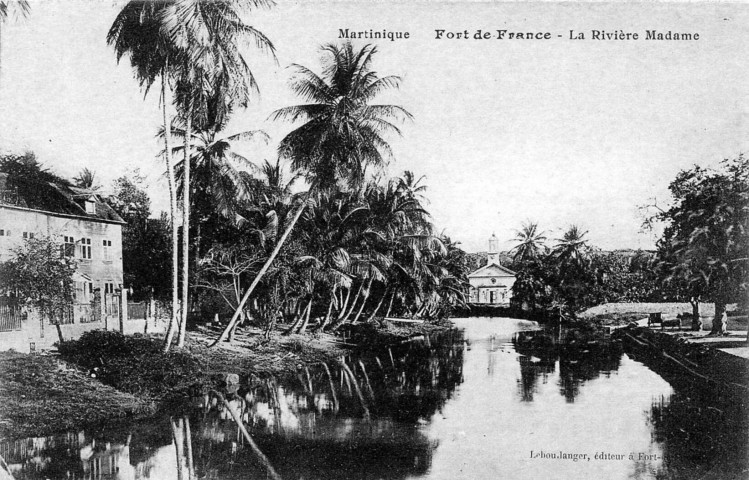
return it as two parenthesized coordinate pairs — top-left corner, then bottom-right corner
(0, 236), (76, 342)
(654, 155), (749, 336)
(106, 172), (171, 301)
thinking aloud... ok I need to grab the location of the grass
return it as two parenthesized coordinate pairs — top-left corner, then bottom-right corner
(0, 351), (155, 439)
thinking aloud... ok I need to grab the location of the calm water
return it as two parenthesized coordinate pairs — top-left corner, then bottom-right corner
(2, 317), (747, 480)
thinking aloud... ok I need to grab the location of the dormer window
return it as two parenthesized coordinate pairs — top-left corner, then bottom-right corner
(84, 200), (96, 214)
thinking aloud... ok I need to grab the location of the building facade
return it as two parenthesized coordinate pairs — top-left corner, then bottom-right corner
(0, 174), (129, 351)
(468, 234), (516, 305)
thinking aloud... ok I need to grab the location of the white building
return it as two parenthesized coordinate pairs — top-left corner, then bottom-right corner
(468, 234), (516, 305)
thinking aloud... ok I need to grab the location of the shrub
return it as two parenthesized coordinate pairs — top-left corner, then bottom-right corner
(58, 330), (206, 399)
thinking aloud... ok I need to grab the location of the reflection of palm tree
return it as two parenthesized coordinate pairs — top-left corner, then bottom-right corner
(511, 221), (547, 263)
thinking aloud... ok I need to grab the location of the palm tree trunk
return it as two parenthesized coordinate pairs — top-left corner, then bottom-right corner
(210, 196), (309, 347)
(336, 286), (352, 321)
(178, 98), (192, 348)
(330, 282), (364, 331)
(318, 290), (335, 331)
(366, 288), (388, 322)
(162, 67), (180, 353)
(297, 298), (313, 334)
(343, 282), (364, 322)
(384, 290), (395, 318)
(352, 278), (373, 323)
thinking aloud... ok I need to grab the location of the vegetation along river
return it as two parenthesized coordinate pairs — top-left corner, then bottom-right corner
(1, 317), (747, 479)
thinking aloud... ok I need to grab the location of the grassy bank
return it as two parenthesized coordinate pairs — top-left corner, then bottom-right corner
(0, 320), (449, 439)
(0, 352), (156, 439)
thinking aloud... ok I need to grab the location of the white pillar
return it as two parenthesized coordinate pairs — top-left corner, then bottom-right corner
(120, 289), (128, 334)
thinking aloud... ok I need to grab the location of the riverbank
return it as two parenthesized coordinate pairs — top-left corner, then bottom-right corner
(0, 352), (156, 439)
(615, 326), (749, 394)
(0, 320), (451, 440)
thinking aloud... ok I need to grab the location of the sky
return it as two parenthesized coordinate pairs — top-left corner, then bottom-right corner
(1, 1), (748, 253)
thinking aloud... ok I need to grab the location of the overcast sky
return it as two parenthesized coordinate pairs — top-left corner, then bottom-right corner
(1, 1), (748, 253)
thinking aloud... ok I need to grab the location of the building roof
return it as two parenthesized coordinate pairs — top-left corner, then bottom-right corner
(468, 263), (516, 278)
(0, 173), (125, 224)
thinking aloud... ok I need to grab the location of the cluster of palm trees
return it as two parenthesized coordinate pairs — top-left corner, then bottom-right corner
(509, 222), (595, 315)
(202, 170), (468, 342)
(509, 222), (661, 316)
(107, 2), (468, 349)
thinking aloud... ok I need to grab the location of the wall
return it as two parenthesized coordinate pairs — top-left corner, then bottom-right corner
(469, 275), (516, 304)
(0, 205), (123, 291)
(0, 300), (168, 353)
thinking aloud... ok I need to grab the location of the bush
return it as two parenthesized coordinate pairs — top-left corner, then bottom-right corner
(57, 330), (207, 399)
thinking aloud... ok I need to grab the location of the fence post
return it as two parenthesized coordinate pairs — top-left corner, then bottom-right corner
(120, 289), (128, 334)
(97, 289), (106, 329)
(149, 296), (156, 333)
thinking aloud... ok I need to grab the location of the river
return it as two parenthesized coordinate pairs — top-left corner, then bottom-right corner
(1, 317), (747, 479)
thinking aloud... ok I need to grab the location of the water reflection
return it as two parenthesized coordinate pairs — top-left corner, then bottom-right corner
(1, 317), (747, 479)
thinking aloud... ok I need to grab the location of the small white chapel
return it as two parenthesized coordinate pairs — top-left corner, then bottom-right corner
(468, 234), (516, 305)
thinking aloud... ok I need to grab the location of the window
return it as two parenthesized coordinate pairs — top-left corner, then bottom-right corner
(79, 238), (91, 259)
(63, 236), (75, 256)
(102, 239), (112, 261)
(22, 232), (35, 239)
(85, 200), (96, 214)
(104, 282), (115, 295)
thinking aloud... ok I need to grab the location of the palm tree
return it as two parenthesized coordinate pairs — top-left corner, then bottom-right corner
(161, 0), (275, 347)
(553, 225), (590, 265)
(510, 221), (547, 263)
(0, 0), (29, 86)
(108, 1), (183, 350)
(212, 41), (410, 345)
(73, 168), (99, 191)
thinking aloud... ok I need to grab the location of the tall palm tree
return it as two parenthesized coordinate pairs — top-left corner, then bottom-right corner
(553, 225), (590, 266)
(108, 1), (182, 350)
(212, 41), (410, 345)
(161, 0), (275, 347)
(0, 0), (29, 86)
(510, 221), (547, 263)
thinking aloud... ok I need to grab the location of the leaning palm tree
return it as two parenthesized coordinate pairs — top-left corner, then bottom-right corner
(0, 0), (29, 86)
(510, 221), (547, 263)
(211, 41), (411, 345)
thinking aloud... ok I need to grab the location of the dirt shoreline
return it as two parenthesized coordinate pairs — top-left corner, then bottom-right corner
(0, 321), (452, 440)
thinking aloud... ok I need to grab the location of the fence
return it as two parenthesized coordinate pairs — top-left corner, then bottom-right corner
(76, 303), (97, 324)
(0, 297), (23, 332)
(46, 305), (74, 325)
(105, 295), (120, 318)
